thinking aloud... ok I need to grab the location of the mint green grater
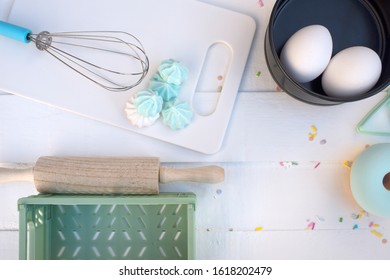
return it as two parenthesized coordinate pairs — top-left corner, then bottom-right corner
(18, 193), (195, 260)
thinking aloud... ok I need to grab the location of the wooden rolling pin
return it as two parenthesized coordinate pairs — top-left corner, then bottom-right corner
(0, 157), (224, 194)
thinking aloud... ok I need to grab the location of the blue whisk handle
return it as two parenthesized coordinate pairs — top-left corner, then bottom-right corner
(0, 21), (32, 43)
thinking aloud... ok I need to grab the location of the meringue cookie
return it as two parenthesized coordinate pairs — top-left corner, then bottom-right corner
(158, 59), (188, 85)
(125, 93), (160, 128)
(135, 89), (163, 117)
(149, 73), (181, 101)
(162, 99), (193, 130)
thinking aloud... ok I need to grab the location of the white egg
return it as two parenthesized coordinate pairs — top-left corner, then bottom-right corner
(322, 46), (382, 97)
(280, 25), (333, 83)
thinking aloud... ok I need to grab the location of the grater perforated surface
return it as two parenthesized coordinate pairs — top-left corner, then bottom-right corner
(51, 204), (188, 259)
(18, 193), (195, 260)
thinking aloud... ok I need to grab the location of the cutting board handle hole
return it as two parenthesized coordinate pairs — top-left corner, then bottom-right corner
(193, 42), (232, 116)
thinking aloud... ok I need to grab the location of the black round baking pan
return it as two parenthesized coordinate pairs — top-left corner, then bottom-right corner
(265, 0), (390, 105)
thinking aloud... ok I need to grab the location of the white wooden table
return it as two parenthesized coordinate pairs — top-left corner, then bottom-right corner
(1, 0), (389, 259)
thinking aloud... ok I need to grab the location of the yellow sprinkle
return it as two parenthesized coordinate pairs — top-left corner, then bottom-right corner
(310, 125), (317, 133)
(255, 227), (263, 231)
(344, 161), (352, 168)
(371, 230), (383, 238)
(308, 133), (317, 141)
(373, 224), (380, 228)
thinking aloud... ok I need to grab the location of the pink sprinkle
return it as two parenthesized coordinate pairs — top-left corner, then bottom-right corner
(314, 162), (321, 169)
(258, 0), (264, 7)
(369, 222), (374, 228)
(308, 222), (315, 230)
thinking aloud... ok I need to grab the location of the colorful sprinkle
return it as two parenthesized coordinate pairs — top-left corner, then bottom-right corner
(320, 139), (327, 145)
(217, 85), (223, 92)
(217, 75), (223, 81)
(382, 239), (388, 244)
(371, 230), (383, 238)
(351, 213), (361, 220)
(216, 189), (222, 195)
(314, 162), (321, 169)
(255, 227), (263, 231)
(257, 0), (264, 7)
(256, 71), (261, 77)
(353, 224), (359, 230)
(279, 161), (299, 168)
(344, 161), (353, 168)
(308, 125), (318, 141)
(305, 222), (315, 230)
(339, 217), (343, 223)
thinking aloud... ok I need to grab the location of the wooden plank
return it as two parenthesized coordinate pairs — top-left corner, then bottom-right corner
(162, 162), (390, 229)
(196, 229), (390, 259)
(0, 182), (36, 230)
(1, 228), (388, 260)
(0, 0), (14, 21)
(0, 231), (18, 260)
(0, 91), (387, 162)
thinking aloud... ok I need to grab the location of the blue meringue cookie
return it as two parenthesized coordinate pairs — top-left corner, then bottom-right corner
(149, 73), (181, 101)
(125, 93), (160, 128)
(162, 99), (193, 130)
(158, 59), (188, 85)
(135, 89), (163, 117)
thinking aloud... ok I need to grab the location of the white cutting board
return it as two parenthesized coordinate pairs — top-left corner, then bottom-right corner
(0, 0), (255, 154)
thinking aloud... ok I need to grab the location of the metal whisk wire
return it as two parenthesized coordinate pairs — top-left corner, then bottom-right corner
(27, 31), (149, 92)
(0, 21), (149, 92)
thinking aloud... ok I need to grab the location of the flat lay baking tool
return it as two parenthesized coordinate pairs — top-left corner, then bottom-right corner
(0, 157), (224, 194)
(0, 21), (149, 92)
(357, 89), (390, 135)
(18, 193), (195, 259)
(265, 0), (389, 105)
(350, 143), (390, 217)
(0, 0), (256, 154)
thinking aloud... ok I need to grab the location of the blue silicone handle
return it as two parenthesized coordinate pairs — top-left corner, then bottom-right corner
(0, 21), (32, 43)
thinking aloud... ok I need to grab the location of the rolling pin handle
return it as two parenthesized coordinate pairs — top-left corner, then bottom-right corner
(0, 163), (34, 183)
(159, 165), (225, 184)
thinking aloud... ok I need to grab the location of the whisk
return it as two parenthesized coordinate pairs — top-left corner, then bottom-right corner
(0, 21), (149, 92)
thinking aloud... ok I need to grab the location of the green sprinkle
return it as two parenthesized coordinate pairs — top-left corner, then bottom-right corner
(339, 217), (343, 223)
(256, 71), (261, 77)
